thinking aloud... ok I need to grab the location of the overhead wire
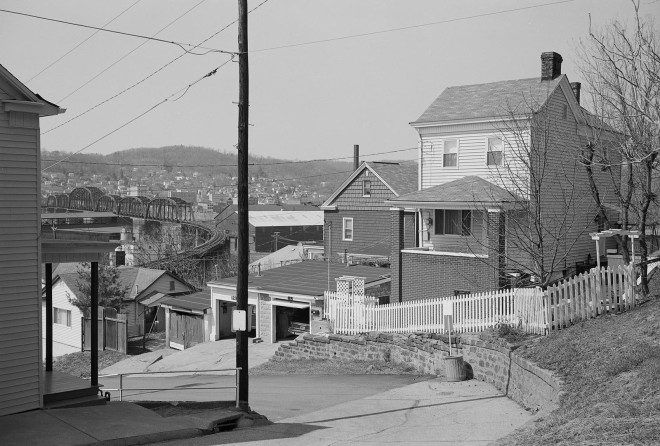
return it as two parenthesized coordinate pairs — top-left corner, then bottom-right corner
(42, 58), (233, 172)
(56, 0), (210, 103)
(27, 0), (143, 82)
(41, 0), (272, 135)
(249, 0), (578, 53)
(0, 7), (234, 56)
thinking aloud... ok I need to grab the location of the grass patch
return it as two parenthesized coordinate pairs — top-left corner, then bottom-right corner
(497, 298), (660, 446)
(53, 331), (168, 379)
(250, 358), (422, 376)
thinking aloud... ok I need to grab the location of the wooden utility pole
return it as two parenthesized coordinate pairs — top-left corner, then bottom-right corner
(235, 0), (250, 411)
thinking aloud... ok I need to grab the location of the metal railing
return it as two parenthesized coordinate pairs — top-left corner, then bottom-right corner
(99, 368), (242, 407)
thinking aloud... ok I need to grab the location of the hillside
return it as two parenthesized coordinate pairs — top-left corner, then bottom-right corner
(42, 145), (357, 194)
(498, 295), (660, 445)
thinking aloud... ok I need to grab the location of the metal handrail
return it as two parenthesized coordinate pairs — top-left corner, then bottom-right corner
(99, 368), (242, 407)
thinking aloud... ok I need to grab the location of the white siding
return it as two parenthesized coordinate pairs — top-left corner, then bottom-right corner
(420, 128), (530, 196)
(48, 281), (84, 350)
(0, 96), (42, 415)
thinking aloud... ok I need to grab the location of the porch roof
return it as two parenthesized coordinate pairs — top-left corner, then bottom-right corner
(386, 176), (521, 209)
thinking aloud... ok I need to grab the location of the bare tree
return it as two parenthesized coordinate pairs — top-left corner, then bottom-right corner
(578, 1), (660, 293)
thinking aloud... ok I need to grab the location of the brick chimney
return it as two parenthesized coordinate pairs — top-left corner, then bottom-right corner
(353, 144), (359, 171)
(570, 82), (581, 104)
(541, 52), (563, 80)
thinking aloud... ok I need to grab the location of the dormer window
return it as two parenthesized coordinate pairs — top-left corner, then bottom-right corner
(363, 180), (371, 197)
(443, 139), (458, 168)
(487, 137), (503, 166)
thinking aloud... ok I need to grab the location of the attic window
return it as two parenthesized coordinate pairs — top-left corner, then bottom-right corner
(562, 104), (568, 119)
(363, 180), (371, 197)
(169, 280), (175, 291)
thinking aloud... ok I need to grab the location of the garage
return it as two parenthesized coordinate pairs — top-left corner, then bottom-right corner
(152, 291), (212, 350)
(207, 261), (391, 344)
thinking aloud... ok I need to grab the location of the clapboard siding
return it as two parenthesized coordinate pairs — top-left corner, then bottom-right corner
(0, 89), (43, 415)
(420, 128), (529, 193)
(50, 281), (84, 350)
(332, 169), (397, 210)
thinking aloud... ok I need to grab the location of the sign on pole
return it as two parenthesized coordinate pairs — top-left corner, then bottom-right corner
(232, 309), (247, 332)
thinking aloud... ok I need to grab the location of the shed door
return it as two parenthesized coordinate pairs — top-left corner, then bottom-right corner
(170, 312), (204, 349)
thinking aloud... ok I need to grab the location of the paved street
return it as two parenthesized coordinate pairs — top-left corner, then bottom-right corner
(149, 377), (533, 445)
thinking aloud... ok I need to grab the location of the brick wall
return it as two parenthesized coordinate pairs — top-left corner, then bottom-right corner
(258, 294), (272, 343)
(274, 332), (563, 414)
(399, 252), (498, 301)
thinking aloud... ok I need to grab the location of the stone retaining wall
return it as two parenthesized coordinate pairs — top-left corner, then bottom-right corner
(273, 332), (563, 413)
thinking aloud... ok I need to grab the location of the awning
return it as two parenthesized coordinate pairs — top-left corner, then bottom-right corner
(269, 298), (310, 309)
(141, 292), (168, 307)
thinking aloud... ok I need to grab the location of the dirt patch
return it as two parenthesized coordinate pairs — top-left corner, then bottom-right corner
(135, 401), (235, 417)
(250, 358), (426, 376)
(496, 297), (660, 446)
(53, 349), (127, 379)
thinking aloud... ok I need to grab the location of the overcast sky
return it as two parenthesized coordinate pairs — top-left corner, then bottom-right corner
(1, 0), (653, 164)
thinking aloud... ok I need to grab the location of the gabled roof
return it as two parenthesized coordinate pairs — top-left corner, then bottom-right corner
(0, 63), (64, 116)
(209, 261), (390, 298)
(412, 76), (565, 125)
(321, 161), (418, 209)
(387, 176), (521, 208)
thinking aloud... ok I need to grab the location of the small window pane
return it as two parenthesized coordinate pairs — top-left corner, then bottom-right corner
(444, 210), (461, 235)
(443, 140), (458, 167)
(461, 210), (472, 236)
(363, 180), (371, 196)
(487, 137), (503, 166)
(343, 218), (353, 240)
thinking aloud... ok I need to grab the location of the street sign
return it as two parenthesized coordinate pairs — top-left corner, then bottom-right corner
(232, 310), (247, 332)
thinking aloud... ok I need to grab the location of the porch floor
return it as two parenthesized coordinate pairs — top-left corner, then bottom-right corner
(42, 370), (105, 408)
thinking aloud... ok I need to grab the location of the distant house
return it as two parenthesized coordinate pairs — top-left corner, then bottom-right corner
(147, 290), (212, 350)
(386, 52), (619, 301)
(320, 161), (418, 262)
(207, 261), (390, 343)
(215, 204), (323, 253)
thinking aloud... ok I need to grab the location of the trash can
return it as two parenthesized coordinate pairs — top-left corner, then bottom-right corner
(443, 355), (466, 382)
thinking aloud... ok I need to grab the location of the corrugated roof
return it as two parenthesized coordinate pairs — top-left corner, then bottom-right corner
(210, 261), (391, 297)
(366, 161), (418, 196)
(389, 176), (521, 205)
(413, 76), (563, 124)
(248, 211), (323, 227)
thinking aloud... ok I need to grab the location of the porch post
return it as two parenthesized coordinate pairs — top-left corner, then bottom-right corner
(45, 263), (53, 372)
(390, 208), (404, 302)
(91, 261), (99, 387)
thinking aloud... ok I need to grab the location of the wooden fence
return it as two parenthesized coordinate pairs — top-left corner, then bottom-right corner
(546, 264), (635, 331)
(325, 265), (635, 336)
(82, 307), (128, 353)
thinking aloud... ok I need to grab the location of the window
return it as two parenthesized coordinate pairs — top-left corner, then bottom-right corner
(343, 217), (354, 241)
(443, 139), (458, 167)
(362, 180), (371, 197)
(487, 137), (503, 166)
(169, 280), (175, 291)
(54, 308), (71, 327)
(434, 209), (472, 236)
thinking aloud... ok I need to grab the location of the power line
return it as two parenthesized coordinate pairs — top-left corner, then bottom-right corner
(56, 0), (210, 103)
(42, 60), (232, 172)
(40, 146), (417, 168)
(41, 0), (272, 135)
(0, 7), (234, 56)
(28, 0), (143, 82)
(250, 0), (577, 53)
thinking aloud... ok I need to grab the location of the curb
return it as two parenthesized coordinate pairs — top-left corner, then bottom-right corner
(97, 427), (203, 446)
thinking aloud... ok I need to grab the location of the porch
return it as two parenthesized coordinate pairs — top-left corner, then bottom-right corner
(42, 371), (104, 409)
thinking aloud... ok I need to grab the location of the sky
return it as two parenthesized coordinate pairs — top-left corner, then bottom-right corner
(1, 0), (655, 165)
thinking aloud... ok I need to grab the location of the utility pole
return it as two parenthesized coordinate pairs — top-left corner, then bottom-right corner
(236, 0), (250, 411)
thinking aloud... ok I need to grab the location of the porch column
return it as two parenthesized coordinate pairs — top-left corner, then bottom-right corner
(91, 261), (99, 387)
(487, 210), (507, 288)
(45, 263), (53, 372)
(390, 208), (405, 302)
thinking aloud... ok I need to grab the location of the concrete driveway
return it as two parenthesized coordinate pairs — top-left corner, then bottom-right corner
(147, 376), (533, 446)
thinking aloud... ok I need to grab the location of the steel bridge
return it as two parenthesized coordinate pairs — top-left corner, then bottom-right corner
(44, 188), (225, 257)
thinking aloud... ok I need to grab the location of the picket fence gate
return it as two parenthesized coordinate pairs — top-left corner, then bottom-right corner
(324, 264), (636, 336)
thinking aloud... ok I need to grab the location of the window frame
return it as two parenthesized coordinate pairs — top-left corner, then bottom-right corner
(442, 139), (459, 168)
(362, 179), (371, 197)
(433, 209), (472, 236)
(53, 307), (72, 327)
(486, 136), (504, 166)
(342, 217), (354, 241)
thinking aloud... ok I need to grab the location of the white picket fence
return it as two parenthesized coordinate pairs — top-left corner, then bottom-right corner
(324, 265), (636, 336)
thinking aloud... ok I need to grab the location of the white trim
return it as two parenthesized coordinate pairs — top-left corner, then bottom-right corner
(320, 205), (337, 210)
(410, 116), (528, 128)
(486, 136), (504, 167)
(342, 217), (353, 241)
(268, 299), (310, 309)
(401, 249), (488, 259)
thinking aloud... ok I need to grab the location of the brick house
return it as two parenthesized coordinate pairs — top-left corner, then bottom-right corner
(387, 52), (619, 302)
(321, 161), (418, 263)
